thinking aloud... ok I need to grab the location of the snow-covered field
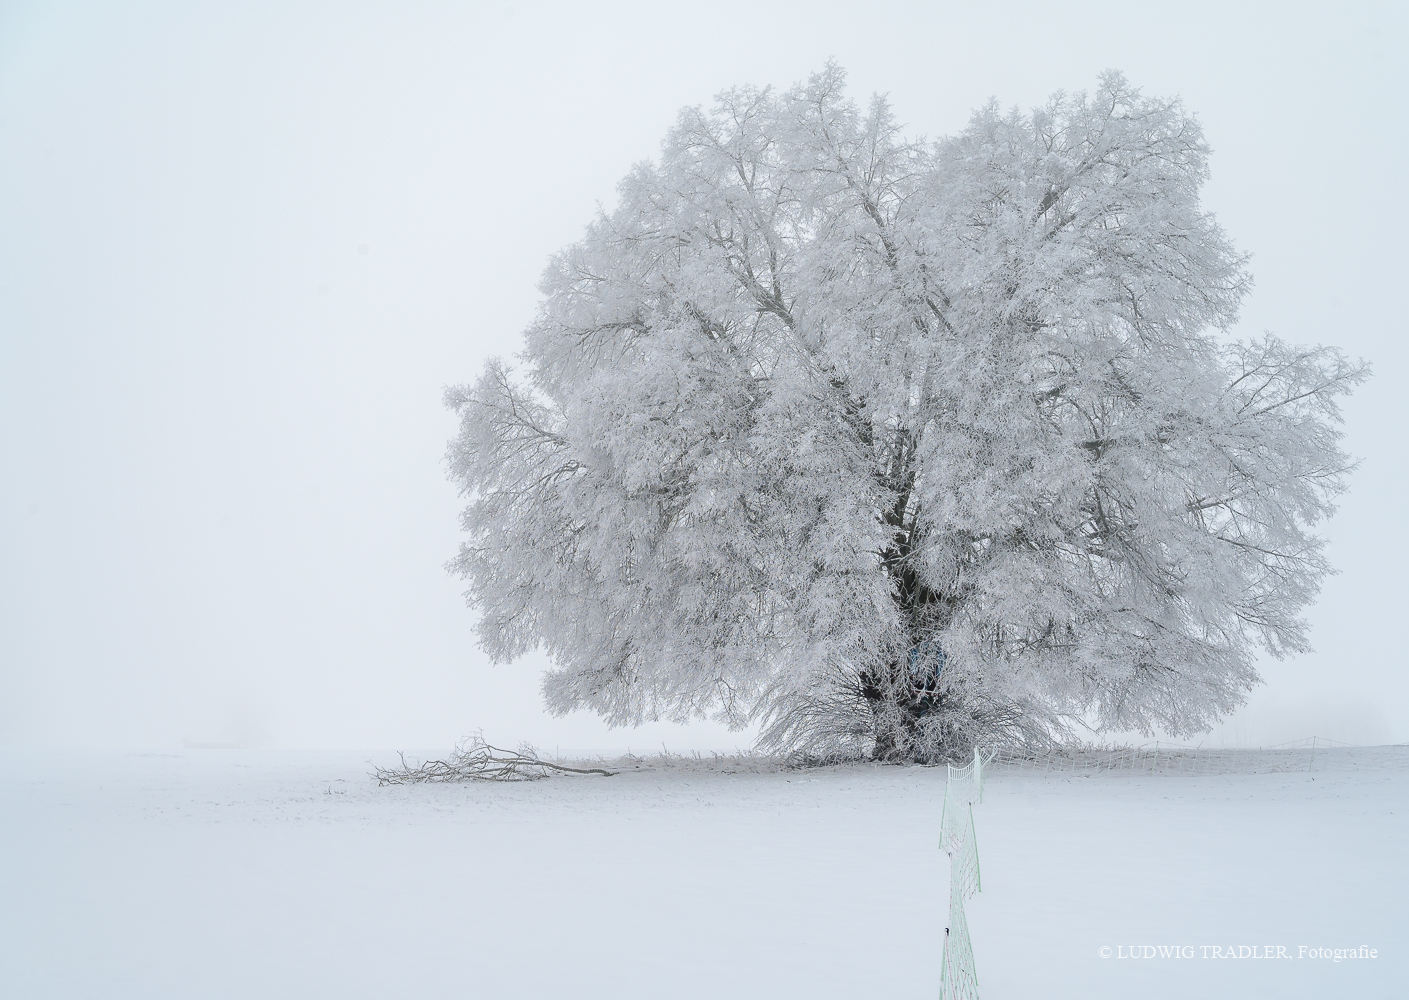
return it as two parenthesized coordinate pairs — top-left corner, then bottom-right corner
(2, 747), (1403, 998)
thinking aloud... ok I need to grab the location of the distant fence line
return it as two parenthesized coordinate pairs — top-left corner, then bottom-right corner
(982, 738), (1406, 776)
(537, 737), (1405, 778)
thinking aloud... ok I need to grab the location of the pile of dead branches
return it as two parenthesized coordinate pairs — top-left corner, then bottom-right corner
(373, 733), (617, 785)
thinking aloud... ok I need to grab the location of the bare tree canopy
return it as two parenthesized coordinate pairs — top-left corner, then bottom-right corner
(445, 67), (1367, 761)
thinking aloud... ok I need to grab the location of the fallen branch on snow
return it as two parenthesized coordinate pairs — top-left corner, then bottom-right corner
(373, 733), (617, 784)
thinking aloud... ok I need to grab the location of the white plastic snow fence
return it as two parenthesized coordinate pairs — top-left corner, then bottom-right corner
(939, 748), (990, 1000)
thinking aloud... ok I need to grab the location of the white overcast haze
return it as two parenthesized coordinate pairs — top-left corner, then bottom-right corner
(2, 0), (1405, 751)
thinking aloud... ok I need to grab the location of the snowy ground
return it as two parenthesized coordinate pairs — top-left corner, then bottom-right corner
(2, 747), (1404, 999)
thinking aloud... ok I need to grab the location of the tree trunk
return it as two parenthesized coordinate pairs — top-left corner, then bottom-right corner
(860, 660), (945, 762)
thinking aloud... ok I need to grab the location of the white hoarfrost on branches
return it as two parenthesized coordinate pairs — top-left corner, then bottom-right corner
(446, 66), (1367, 761)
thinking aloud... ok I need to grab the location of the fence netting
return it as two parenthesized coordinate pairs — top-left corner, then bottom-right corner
(982, 738), (1372, 776)
(939, 748), (992, 1000)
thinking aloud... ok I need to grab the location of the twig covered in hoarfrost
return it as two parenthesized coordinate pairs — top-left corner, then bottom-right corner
(373, 733), (617, 784)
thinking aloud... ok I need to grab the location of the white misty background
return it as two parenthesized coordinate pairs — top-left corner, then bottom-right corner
(1, 1), (1404, 750)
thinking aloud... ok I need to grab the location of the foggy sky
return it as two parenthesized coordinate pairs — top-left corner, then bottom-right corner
(2, 0), (1405, 750)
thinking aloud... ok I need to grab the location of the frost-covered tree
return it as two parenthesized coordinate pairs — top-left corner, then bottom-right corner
(446, 67), (1366, 761)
